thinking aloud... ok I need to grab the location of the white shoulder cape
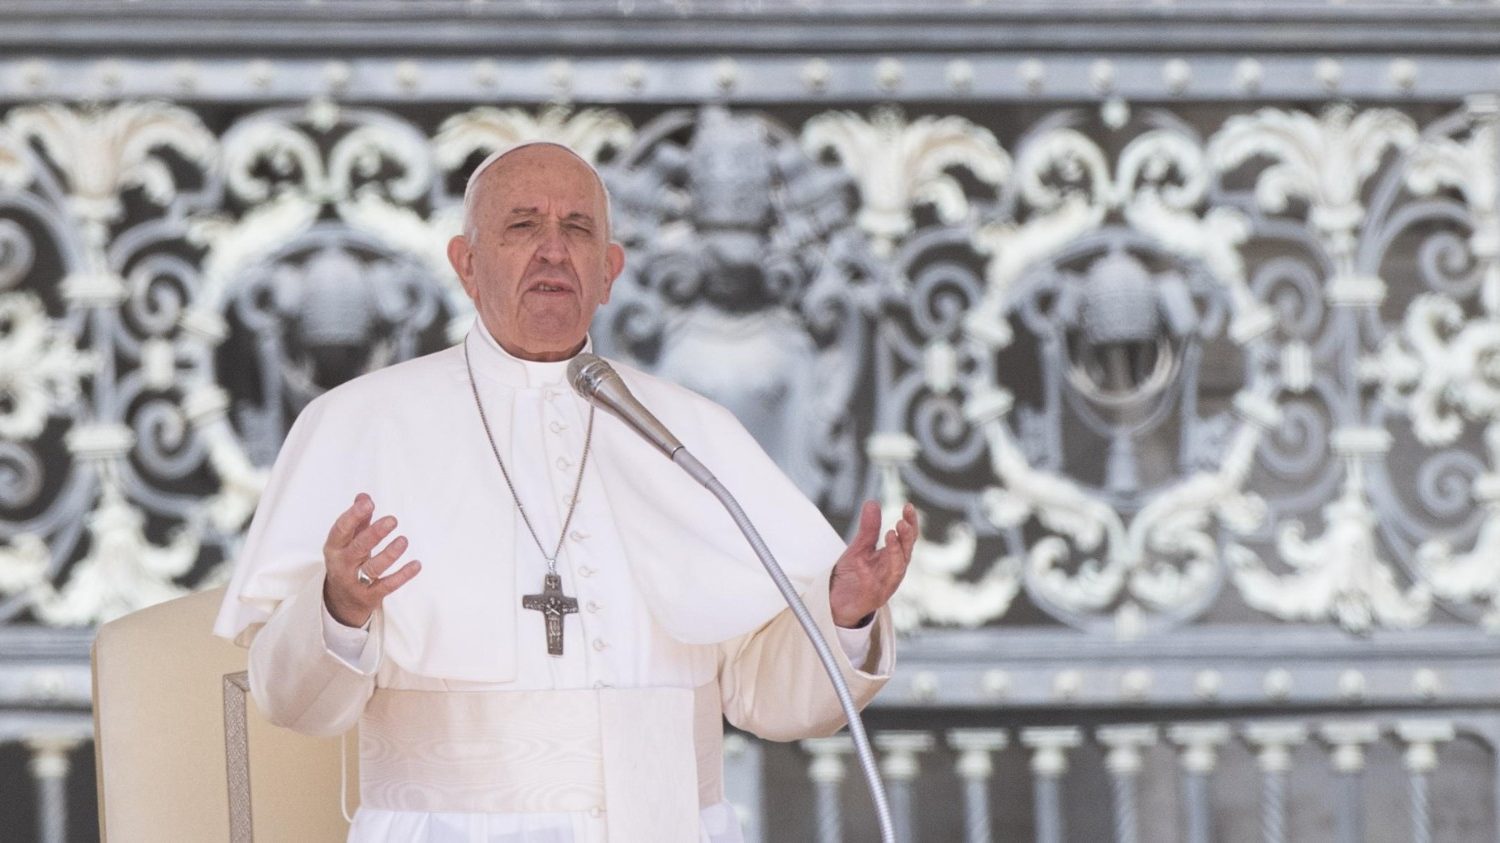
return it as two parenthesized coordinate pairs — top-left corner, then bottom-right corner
(213, 329), (844, 683)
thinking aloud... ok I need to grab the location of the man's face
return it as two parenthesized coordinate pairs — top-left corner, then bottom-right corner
(447, 146), (625, 361)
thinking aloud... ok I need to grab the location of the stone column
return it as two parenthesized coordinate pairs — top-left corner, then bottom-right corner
(875, 731), (934, 842)
(26, 735), (82, 843)
(1168, 723), (1230, 843)
(1243, 722), (1308, 843)
(1396, 720), (1455, 843)
(803, 736), (854, 843)
(1021, 727), (1082, 843)
(1318, 721), (1379, 843)
(1097, 725), (1157, 843)
(947, 729), (1009, 843)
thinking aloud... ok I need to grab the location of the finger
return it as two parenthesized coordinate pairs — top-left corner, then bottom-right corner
(350, 515), (398, 558)
(896, 516), (917, 561)
(324, 494), (375, 553)
(849, 500), (881, 552)
(880, 528), (904, 568)
(364, 535), (409, 577)
(374, 560), (422, 597)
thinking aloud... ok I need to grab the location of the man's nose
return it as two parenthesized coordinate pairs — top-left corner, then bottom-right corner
(535, 221), (569, 263)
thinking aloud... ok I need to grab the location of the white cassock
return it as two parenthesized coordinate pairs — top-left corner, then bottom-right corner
(213, 319), (895, 842)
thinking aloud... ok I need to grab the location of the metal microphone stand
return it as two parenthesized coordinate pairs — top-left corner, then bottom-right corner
(671, 448), (897, 843)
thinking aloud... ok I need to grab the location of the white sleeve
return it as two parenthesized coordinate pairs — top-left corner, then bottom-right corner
(246, 572), (379, 737)
(834, 621), (875, 673)
(321, 602), (378, 673)
(717, 574), (893, 742)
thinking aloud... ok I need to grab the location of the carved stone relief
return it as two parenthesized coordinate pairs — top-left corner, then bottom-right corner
(0, 93), (1493, 648)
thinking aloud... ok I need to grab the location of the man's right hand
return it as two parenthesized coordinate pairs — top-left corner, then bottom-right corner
(322, 493), (422, 628)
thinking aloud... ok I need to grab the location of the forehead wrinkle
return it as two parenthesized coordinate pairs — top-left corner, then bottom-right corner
(462, 141), (613, 239)
(502, 206), (595, 220)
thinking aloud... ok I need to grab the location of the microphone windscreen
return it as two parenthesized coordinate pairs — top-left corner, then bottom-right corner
(567, 352), (615, 400)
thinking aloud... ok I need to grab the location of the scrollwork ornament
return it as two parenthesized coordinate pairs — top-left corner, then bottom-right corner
(7, 102), (215, 306)
(1405, 103), (1499, 313)
(951, 118), (1278, 632)
(0, 129), (31, 194)
(1257, 390), (1335, 481)
(0, 532), (49, 597)
(1414, 448), (1485, 522)
(0, 440), (46, 510)
(867, 432), (1021, 631)
(802, 106), (1010, 258)
(1209, 105), (1418, 306)
(0, 293), (94, 441)
(328, 124), (432, 206)
(0, 219), (35, 292)
(328, 118), (458, 310)
(132, 398), (206, 481)
(6, 101), (214, 213)
(1413, 422), (1500, 628)
(1125, 415), (1269, 616)
(124, 253), (198, 340)
(433, 104), (634, 177)
(221, 117), (325, 204)
(1228, 431), (1433, 632)
(1381, 294), (1500, 447)
(30, 489), (199, 626)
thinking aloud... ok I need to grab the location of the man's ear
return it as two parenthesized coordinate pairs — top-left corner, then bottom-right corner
(601, 241), (625, 303)
(447, 235), (477, 300)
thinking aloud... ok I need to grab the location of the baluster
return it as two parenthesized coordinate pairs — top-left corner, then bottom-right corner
(947, 729), (1009, 843)
(803, 736), (853, 843)
(1318, 721), (1379, 843)
(1396, 720), (1455, 843)
(1168, 723), (1229, 843)
(1097, 725), (1156, 843)
(1243, 723), (1307, 843)
(26, 735), (81, 843)
(1021, 727), (1082, 843)
(875, 731), (933, 843)
(723, 732), (764, 843)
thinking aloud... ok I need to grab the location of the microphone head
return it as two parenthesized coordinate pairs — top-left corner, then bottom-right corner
(566, 352), (685, 458)
(568, 352), (617, 400)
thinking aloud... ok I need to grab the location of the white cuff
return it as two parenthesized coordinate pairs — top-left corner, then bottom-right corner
(320, 601), (379, 674)
(834, 621), (874, 670)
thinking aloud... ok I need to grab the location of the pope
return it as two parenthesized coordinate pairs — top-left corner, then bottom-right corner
(215, 141), (917, 842)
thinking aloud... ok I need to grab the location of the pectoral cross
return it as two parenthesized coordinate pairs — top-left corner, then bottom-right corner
(522, 573), (578, 656)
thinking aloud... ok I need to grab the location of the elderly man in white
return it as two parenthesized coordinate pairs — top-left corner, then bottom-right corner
(215, 142), (916, 842)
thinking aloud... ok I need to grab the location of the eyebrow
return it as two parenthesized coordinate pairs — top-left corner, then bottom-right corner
(505, 207), (597, 225)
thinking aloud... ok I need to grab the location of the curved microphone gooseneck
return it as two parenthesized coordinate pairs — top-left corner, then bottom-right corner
(568, 353), (896, 843)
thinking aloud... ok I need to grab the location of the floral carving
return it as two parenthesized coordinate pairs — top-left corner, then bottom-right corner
(802, 106), (1009, 258)
(0, 294), (93, 440)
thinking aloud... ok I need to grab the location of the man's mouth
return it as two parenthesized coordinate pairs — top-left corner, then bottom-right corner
(530, 281), (572, 294)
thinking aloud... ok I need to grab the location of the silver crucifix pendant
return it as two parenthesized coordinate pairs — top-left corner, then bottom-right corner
(521, 572), (579, 656)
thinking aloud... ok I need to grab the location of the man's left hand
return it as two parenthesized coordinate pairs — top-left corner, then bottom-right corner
(829, 500), (918, 628)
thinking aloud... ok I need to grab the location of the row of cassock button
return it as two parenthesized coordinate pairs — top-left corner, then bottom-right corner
(546, 390), (612, 687)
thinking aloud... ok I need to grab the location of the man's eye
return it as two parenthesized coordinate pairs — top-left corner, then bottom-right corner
(510, 221), (535, 229)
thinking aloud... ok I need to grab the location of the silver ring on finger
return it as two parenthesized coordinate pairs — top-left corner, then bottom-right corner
(356, 566), (374, 586)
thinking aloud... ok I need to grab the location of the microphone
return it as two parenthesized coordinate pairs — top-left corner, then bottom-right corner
(567, 353), (685, 458)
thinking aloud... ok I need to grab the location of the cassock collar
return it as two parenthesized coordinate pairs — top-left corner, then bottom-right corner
(465, 317), (593, 390)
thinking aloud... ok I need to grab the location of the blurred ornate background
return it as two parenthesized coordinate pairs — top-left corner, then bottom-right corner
(1, 1), (1499, 840)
